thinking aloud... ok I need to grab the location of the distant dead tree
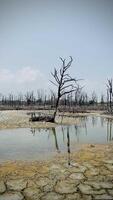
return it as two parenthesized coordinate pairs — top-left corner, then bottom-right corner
(106, 79), (113, 113)
(50, 56), (80, 122)
(25, 91), (35, 106)
(50, 90), (56, 108)
(79, 92), (88, 106)
(100, 94), (104, 105)
(89, 91), (98, 105)
(74, 87), (81, 105)
(8, 93), (14, 106)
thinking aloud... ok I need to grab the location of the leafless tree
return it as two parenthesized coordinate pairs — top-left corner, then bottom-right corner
(51, 56), (80, 122)
(106, 79), (113, 112)
(25, 91), (35, 106)
(89, 91), (98, 105)
(17, 93), (24, 106)
(92, 91), (98, 104)
(100, 94), (104, 105)
(8, 93), (14, 106)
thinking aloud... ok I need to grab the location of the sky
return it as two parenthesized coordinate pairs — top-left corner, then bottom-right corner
(0, 0), (113, 98)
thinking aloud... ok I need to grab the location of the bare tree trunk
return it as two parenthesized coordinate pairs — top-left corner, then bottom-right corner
(53, 96), (60, 122)
(107, 79), (113, 113)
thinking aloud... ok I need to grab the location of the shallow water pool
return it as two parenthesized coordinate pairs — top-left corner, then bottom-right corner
(0, 115), (113, 162)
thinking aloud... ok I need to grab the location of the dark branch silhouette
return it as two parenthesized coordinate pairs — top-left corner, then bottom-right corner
(51, 56), (80, 122)
(106, 79), (113, 113)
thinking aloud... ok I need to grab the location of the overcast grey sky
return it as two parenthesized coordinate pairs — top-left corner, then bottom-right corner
(0, 0), (113, 97)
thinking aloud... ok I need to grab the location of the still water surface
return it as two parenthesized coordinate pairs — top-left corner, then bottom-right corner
(0, 116), (113, 162)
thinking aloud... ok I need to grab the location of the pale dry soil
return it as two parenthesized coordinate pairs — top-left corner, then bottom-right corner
(0, 110), (113, 200)
(0, 110), (106, 129)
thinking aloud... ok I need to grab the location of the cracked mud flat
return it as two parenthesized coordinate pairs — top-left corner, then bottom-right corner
(0, 110), (113, 199)
(0, 144), (113, 200)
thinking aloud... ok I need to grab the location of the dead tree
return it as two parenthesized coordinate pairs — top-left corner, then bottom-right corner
(106, 79), (113, 113)
(100, 94), (104, 105)
(50, 56), (80, 122)
(25, 91), (35, 106)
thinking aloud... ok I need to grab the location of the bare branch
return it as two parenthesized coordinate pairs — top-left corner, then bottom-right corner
(64, 56), (73, 71)
(60, 68), (63, 76)
(50, 80), (58, 87)
(61, 89), (78, 97)
(50, 56), (81, 122)
(59, 57), (66, 65)
(61, 84), (74, 91)
(51, 69), (60, 84)
(62, 78), (77, 85)
(54, 68), (59, 81)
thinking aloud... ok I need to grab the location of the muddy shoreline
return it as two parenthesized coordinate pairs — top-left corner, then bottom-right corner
(0, 109), (112, 129)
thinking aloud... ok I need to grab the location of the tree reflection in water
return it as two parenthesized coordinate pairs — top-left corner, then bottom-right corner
(74, 125), (79, 143)
(30, 128), (36, 136)
(51, 128), (60, 153)
(29, 116), (113, 163)
(91, 116), (97, 127)
(67, 126), (71, 166)
(100, 117), (105, 127)
(107, 118), (113, 141)
(61, 126), (65, 142)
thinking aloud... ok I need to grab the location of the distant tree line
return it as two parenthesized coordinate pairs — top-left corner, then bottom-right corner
(0, 89), (106, 110)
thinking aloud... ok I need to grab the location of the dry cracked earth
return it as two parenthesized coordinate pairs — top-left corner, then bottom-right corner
(0, 144), (113, 200)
